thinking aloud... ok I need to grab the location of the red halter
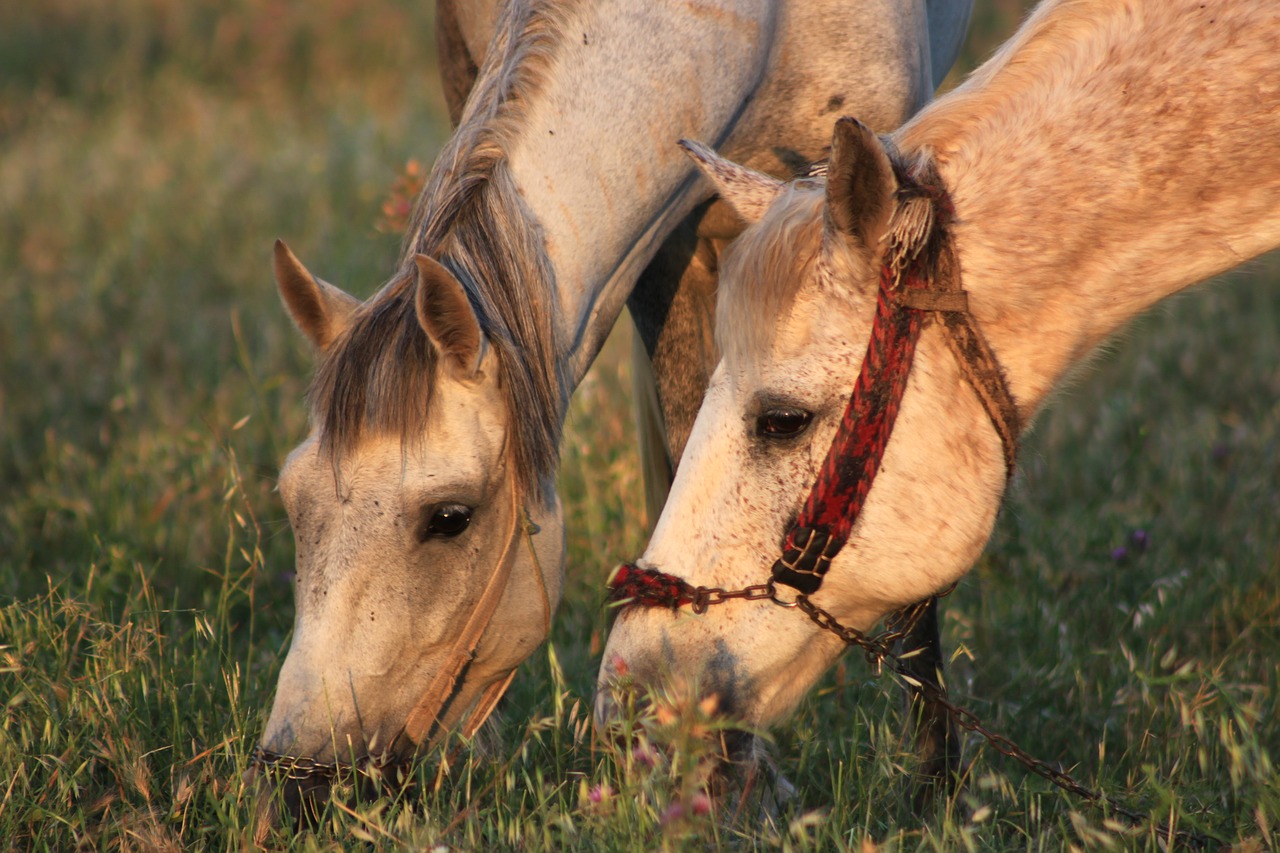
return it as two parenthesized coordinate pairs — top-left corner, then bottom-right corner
(609, 158), (1019, 609)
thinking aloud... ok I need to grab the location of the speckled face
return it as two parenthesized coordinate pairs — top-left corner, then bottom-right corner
(260, 354), (564, 765)
(598, 146), (1008, 730)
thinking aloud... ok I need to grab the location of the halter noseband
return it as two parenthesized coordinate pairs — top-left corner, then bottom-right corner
(609, 154), (1019, 613)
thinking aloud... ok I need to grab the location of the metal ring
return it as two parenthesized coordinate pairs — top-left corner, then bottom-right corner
(768, 583), (799, 608)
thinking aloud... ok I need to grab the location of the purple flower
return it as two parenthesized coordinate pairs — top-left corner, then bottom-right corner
(660, 801), (686, 825)
(1111, 546), (1129, 562)
(1129, 529), (1149, 552)
(632, 743), (656, 768)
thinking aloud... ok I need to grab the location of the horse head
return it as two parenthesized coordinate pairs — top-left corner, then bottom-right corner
(255, 241), (564, 814)
(598, 120), (1008, 729)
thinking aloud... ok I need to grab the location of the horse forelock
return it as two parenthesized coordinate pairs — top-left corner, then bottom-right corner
(309, 274), (438, 470)
(306, 0), (581, 498)
(716, 187), (827, 366)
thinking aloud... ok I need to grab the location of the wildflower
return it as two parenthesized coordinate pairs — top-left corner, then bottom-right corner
(376, 159), (424, 234)
(632, 741), (656, 768)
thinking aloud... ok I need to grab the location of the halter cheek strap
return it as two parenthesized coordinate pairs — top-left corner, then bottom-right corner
(399, 476), (551, 747)
(251, 471), (553, 786)
(773, 162), (1019, 595)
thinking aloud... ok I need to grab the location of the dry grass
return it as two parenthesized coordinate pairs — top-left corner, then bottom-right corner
(2, 1), (1277, 848)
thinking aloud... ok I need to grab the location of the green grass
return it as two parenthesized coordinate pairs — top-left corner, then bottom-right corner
(2, 1), (1277, 849)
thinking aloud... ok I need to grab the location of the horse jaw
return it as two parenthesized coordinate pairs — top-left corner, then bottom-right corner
(598, 227), (1005, 729)
(261, 356), (564, 765)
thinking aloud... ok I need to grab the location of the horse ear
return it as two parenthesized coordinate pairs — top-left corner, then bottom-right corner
(274, 240), (360, 350)
(414, 254), (484, 378)
(678, 139), (783, 225)
(824, 117), (896, 244)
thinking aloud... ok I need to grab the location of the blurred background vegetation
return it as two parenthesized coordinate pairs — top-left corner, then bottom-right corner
(1, 0), (1276, 848)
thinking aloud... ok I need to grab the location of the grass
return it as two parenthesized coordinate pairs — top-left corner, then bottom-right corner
(2, 1), (1277, 849)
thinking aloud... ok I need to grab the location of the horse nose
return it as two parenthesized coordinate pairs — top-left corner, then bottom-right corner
(595, 649), (744, 732)
(593, 648), (642, 727)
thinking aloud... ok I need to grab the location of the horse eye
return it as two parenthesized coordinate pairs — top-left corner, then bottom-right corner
(757, 408), (813, 439)
(420, 504), (473, 541)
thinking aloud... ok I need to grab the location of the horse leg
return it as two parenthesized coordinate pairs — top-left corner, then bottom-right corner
(897, 596), (960, 805)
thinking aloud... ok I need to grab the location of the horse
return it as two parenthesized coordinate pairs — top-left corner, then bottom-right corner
(252, 0), (974, 819)
(599, 0), (1280, 797)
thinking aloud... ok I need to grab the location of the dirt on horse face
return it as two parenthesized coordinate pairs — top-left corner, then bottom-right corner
(251, 0), (975, 817)
(600, 0), (1280, 738)
(258, 244), (565, 773)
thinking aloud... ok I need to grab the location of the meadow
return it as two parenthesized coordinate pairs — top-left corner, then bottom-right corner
(1, 1), (1276, 849)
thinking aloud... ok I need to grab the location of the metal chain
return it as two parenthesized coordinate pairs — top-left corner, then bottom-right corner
(251, 744), (409, 787)
(252, 745), (343, 785)
(688, 582), (774, 614)
(258, 578), (1217, 846)
(787, 593), (1219, 849)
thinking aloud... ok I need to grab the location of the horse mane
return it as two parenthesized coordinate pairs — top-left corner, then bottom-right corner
(311, 0), (584, 495)
(715, 184), (830, 366)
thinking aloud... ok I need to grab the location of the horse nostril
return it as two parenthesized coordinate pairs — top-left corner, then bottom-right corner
(593, 688), (617, 729)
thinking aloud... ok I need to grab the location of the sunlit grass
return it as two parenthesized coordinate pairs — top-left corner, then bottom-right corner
(2, 1), (1277, 848)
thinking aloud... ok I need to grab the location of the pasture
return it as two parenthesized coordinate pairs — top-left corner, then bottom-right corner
(1, 1), (1276, 848)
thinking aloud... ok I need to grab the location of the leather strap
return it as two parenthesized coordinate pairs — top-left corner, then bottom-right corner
(902, 238), (1020, 478)
(772, 157), (1019, 596)
(400, 476), (534, 746)
(897, 289), (968, 313)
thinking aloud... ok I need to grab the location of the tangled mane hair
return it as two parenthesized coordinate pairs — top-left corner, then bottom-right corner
(715, 184), (830, 366)
(310, 0), (585, 498)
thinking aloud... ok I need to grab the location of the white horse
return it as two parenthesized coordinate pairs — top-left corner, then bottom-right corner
(253, 0), (973, 816)
(600, 0), (1280, 774)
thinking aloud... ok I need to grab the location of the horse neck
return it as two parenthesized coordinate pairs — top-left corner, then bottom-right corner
(497, 0), (774, 387)
(902, 0), (1280, 418)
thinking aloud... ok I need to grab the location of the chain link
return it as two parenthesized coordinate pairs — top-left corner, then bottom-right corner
(252, 745), (343, 785)
(689, 582), (774, 614)
(251, 745), (410, 788)
(784, 592), (1218, 849)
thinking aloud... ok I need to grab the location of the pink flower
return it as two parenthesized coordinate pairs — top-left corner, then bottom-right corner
(632, 743), (656, 768)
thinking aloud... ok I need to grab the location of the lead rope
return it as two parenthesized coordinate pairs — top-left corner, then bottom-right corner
(607, 566), (1217, 847)
(790, 595), (1219, 849)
